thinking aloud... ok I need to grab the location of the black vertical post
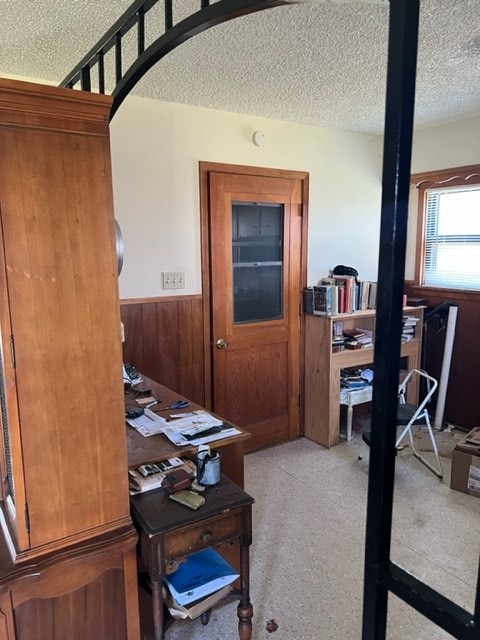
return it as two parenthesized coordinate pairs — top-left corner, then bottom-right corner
(362, 0), (421, 638)
(138, 8), (146, 55)
(165, 0), (173, 30)
(98, 51), (105, 94)
(80, 66), (91, 92)
(115, 33), (122, 84)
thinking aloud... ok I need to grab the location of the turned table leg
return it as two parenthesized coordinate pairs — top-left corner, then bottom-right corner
(237, 542), (253, 640)
(151, 579), (165, 640)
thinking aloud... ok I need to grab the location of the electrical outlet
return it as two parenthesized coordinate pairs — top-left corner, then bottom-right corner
(163, 271), (186, 289)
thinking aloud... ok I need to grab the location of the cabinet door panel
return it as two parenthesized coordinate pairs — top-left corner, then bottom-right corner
(0, 80), (130, 554)
(14, 568), (127, 640)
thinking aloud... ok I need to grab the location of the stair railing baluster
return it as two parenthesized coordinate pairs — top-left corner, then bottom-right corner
(165, 0), (173, 30)
(115, 34), (122, 85)
(60, 0), (290, 119)
(138, 8), (146, 55)
(80, 66), (91, 92)
(97, 51), (105, 94)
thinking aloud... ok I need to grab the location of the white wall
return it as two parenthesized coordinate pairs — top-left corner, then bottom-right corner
(110, 96), (383, 299)
(3, 75), (479, 295)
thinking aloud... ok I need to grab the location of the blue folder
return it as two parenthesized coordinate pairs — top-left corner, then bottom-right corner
(164, 548), (239, 605)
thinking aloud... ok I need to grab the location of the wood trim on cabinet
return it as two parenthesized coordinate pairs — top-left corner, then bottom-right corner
(0, 77), (112, 135)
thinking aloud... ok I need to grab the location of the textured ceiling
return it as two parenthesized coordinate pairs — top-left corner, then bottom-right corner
(1, 0), (480, 134)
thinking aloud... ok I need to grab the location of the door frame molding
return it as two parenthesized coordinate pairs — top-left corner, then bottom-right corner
(199, 161), (309, 412)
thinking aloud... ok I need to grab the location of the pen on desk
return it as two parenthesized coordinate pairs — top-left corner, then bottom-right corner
(145, 400), (162, 409)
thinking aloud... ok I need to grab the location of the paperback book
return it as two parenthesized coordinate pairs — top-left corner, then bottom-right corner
(163, 584), (234, 620)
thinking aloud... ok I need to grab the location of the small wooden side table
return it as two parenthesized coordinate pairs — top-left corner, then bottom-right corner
(130, 476), (254, 640)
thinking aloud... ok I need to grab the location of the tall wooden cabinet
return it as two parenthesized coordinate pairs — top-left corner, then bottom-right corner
(0, 78), (139, 638)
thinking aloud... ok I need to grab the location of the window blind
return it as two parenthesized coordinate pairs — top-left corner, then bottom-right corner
(423, 186), (480, 290)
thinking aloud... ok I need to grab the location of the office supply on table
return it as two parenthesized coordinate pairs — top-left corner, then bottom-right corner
(196, 448), (221, 486)
(155, 400), (190, 412)
(168, 489), (205, 510)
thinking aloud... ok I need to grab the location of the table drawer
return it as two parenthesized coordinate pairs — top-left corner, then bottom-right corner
(163, 510), (243, 560)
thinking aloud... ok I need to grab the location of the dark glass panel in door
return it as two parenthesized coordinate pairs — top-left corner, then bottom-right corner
(232, 202), (284, 324)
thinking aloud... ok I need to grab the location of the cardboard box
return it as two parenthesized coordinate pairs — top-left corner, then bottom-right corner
(450, 427), (480, 498)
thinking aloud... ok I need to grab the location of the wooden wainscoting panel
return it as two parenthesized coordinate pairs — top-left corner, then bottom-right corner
(120, 296), (205, 406)
(406, 285), (480, 430)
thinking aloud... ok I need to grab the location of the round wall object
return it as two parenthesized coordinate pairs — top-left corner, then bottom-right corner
(252, 131), (267, 147)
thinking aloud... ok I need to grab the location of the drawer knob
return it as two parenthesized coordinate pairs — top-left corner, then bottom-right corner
(202, 530), (213, 543)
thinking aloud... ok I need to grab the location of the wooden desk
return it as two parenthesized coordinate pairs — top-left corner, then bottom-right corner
(125, 375), (250, 487)
(130, 476), (254, 640)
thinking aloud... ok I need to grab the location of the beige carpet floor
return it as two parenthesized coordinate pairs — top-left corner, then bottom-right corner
(160, 430), (480, 640)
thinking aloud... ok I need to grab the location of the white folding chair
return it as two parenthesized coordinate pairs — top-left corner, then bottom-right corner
(395, 368), (443, 478)
(358, 369), (443, 479)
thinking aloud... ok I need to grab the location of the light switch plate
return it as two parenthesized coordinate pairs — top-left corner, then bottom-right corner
(163, 271), (186, 289)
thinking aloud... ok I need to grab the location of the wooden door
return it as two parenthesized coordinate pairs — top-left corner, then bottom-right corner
(203, 165), (308, 451)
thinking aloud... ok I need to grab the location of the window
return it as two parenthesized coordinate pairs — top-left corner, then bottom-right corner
(414, 165), (480, 291)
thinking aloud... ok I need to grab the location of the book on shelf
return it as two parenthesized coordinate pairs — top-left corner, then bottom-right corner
(401, 314), (419, 341)
(163, 584), (234, 620)
(353, 327), (373, 349)
(304, 279), (378, 315)
(367, 282), (377, 309)
(304, 286), (335, 316)
(359, 281), (370, 310)
(163, 548), (239, 606)
(314, 284), (335, 315)
(343, 328), (365, 339)
(303, 287), (314, 314)
(333, 275), (356, 313)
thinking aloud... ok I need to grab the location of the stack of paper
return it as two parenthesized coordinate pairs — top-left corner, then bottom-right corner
(125, 408), (168, 437)
(126, 408), (242, 444)
(161, 411), (241, 446)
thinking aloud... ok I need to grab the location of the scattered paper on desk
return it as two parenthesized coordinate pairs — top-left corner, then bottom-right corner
(126, 408), (168, 437)
(161, 411), (241, 446)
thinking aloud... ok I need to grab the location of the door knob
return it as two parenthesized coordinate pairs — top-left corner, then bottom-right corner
(216, 338), (228, 349)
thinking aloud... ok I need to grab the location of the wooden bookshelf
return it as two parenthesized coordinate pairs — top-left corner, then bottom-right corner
(304, 307), (424, 448)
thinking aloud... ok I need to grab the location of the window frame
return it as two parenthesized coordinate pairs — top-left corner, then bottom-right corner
(413, 164), (480, 291)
